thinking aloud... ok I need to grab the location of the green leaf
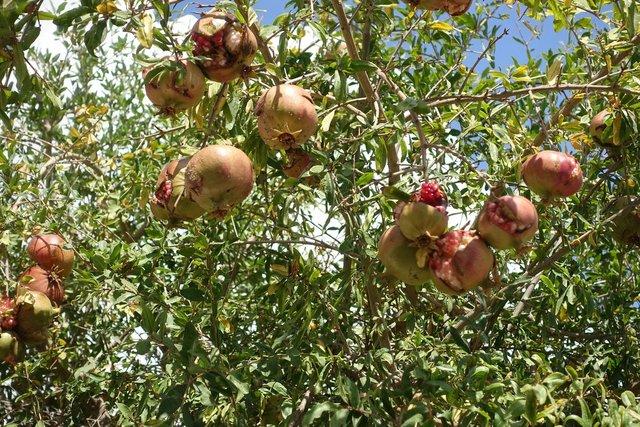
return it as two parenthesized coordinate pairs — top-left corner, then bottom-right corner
(84, 20), (107, 57)
(53, 6), (91, 28)
(302, 402), (338, 426)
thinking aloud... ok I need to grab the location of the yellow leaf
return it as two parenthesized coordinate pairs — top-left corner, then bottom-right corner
(321, 110), (335, 133)
(136, 13), (154, 49)
(429, 21), (455, 32)
(96, 0), (117, 14)
(70, 127), (81, 139)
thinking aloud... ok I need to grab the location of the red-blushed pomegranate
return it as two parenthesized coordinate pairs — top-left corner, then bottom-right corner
(19, 265), (65, 305)
(0, 296), (17, 330)
(477, 195), (538, 250)
(0, 332), (23, 364)
(522, 150), (583, 200)
(185, 145), (254, 216)
(255, 84), (318, 150)
(395, 182), (448, 240)
(27, 233), (74, 278)
(428, 230), (494, 295)
(377, 226), (433, 286)
(144, 60), (205, 115)
(283, 149), (313, 179)
(612, 196), (640, 246)
(407, 0), (472, 15)
(16, 289), (59, 344)
(150, 157), (206, 222)
(191, 11), (258, 82)
(589, 109), (610, 146)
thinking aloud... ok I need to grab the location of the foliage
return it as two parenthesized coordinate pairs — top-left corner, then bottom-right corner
(1, 0), (640, 424)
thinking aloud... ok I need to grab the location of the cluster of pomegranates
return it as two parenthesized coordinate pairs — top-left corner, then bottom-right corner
(378, 149), (585, 295)
(1, 233), (73, 364)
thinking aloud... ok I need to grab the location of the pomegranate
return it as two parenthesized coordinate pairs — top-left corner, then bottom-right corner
(0, 332), (23, 364)
(19, 265), (65, 305)
(395, 181), (448, 240)
(283, 149), (313, 179)
(428, 230), (494, 295)
(185, 145), (254, 215)
(27, 233), (74, 278)
(191, 11), (258, 82)
(477, 195), (538, 250)
(150, 157), (206, 222)
(612, 197), (640, 246)
(144, 60), (205, 115)
(377, 226), (433, 286)
(16, 289), (59, 337)
(407, 0), (472, 15)
(589, 109), (611, 146)
(255, 84), (318, 150)
(0, 296), (17, 330)
(521, 150), (583, 199)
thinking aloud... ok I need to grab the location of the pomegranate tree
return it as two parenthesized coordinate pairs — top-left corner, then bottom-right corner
(477, 195), (538, 250)
(185, 144), (254, 216)
(191, 11), (258, 82)
(27, 233), (74, 278)
(395, 181), (448, 241)
(19, 265), (65, 305)
(612, 197), (640, 246)
(521, 150), (583, 200)
(406, 0), (472, 15)
(150, 157), (205, 222)
(255, 84), (318, 150)
(428, 230), (494, 295)
(144, 60), (205, 115)
(377, 226), (433, 286)
(0, 296), (17, 330)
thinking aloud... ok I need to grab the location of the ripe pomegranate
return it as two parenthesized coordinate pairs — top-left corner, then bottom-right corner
(377, 226), (433, 286)
(150, 157), (206, 222)
(395, 181), (448, 240)
(477, 195), (538, 250)
(283, 149), (313, 179)
(255, 84), (318, 150)
(0, 332), (23, 364)
(16, 289), (59, 337)
(27, 233), (74, 278)
(19, 265), (65, 305)
(589, 109), (610, 146)
(144, 60), (205, 115)
(0, 296), (17, 330)
(612, 197), (640, 246)
(191, 11), (258, 82)
(521, 150), (583, 200)
(407, 0), (472, 15)
(428, 230), (494, 295)
(185, 145), (254, 215)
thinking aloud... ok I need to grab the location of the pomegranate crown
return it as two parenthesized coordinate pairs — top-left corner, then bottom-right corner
(414, 181), (446, 206)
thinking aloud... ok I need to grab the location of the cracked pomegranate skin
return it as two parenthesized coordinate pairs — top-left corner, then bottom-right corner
(185, 145), (254, 214)
(522, 150), (583, 199)
(150, 157), (206, 222)
(477, 195), (538, 250)
(143, 60), (205, 113)
(255, 84), (318, 150)
(19, 265), (65, 305)
(395, 182), (448, 240)
(377, 226), (433, 286)
(0, 296), (17, 330)
(191, 12), (258, 82)
(429, 230), (494, 295)
(283, 149), (313, 179)
(27, 233), (74, 278)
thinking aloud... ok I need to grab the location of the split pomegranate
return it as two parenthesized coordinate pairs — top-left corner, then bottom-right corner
(255, 84), (318, 150)
(407, 0), (472, 15)
(612, 196), (640, 247)
(144, 60), (205, 114)
(191, 11), (258, 82)
(185, 144), (254, 216)
(522, 150), (583, 200)
(150, 157), (206, 222)
(377, 226), (433, 286)
(395, 181), (448, 240)
(477, 195), (538, 250)
(0, 296), (17, 330)
(27, 233), (74, 278)
(283, 149), (313, 179)
(428, 230), (494, 295)
(19, 265), (65, 305)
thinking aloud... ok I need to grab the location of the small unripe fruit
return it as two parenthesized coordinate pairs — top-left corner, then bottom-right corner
(428, 230), (494, 295)
(144, 60), (205, 115)
(406, 0), (472, 15)
(150, 157), (206, 222)
(27, 233), (74, 278)
(255, 84), (318, 150)
(377, 226), (433, 286)
(0, 332), (23, 364)
(477, 195), (538, 250)
(19, 265), (65, 305)
(522, 150), (583, 200)
(611, 197), (640, 247)
(191, 11), (258, 82)
(185, 145), (254, 215)
(395, 182), (448, 240)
